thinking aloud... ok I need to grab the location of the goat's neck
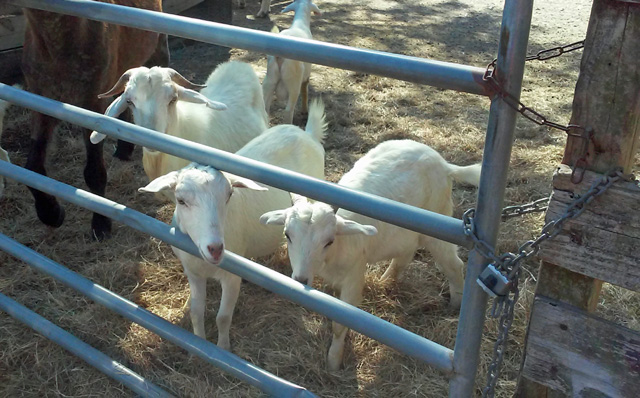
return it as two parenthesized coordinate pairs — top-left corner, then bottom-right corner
(290, 7), (313, 31)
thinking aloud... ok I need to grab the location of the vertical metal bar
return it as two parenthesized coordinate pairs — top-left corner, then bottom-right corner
(0, 292), (174, 398)
(449, 0), (534, 396)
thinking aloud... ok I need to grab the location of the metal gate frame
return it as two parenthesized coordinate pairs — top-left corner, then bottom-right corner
(0, 0), (534, 396)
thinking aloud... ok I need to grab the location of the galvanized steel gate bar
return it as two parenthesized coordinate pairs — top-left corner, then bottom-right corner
(0, 0), (534, 396)
(0, 159), (455, 374)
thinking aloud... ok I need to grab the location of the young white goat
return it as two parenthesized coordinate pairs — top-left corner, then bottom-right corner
(262, 0), (321, 124)
(138, 100), (327, 349)
(91, 61), (268, 190)
(260, 139), (481, 370)
(0, 97), (11, 198)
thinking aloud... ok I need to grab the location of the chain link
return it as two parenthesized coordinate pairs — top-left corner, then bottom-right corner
(525, 40), (585, 62)
(501, 197), (550, 220)
(463, 169), (635, 398)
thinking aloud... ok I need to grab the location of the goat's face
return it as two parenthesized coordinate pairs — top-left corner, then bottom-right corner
(90, 67), (227, 144)
(139, 164), (267, 265)
(260, 198), (376, 286)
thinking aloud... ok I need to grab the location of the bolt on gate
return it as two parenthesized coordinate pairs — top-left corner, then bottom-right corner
(0, 0), (534, 396)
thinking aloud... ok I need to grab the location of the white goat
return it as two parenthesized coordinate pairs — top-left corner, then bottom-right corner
(0, 94), (14, 199)
(138, 100), (327, 349)
(260, 139), (481, 370)
(262, 0), (321, 124)
(90, 61), (268, 188)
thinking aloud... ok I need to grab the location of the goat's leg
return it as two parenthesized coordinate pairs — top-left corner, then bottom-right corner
(380, 252), (414, 282)
(281, 61), (304, 124)
(186, 270), (208, 339)
(424, 238), (465, 309)
(83, 129), (112, 240)
(300, 79), (309, 114)
(25, 112), (65, 228)
(255, 0), (270, 18)
(327, 275), (364, 371)
(216, 272), (242, 351)
(262, 57), (279, 118)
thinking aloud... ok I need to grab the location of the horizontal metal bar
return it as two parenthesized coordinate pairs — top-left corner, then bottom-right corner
(0, 232), (316, 398)
(11, 0), (489, 96)
(0, 292), (174, 398)
(0, 83), (472, 249)
(0, 160), (455, 374)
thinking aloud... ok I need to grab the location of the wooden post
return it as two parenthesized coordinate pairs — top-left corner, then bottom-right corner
(516, 0), (640, 395)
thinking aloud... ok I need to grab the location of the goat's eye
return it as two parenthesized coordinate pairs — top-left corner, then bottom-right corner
(324, 240), (334, 248)
(226, 191), (233, 203)
(126, 99), (133, 105)
(177, 198), (186, 206)
(169, 97), (178, 105)
(285, 232), (291, 242)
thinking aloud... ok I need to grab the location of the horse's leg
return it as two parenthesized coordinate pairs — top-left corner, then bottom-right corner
(25, 112), (65, 228)
(83, 128), (111, 240)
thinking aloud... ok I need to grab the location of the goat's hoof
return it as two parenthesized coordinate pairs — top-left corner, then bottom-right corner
(217, 340), (231, 351)
(255, 11), (269, 18)
(36, 201), (66, 228)
(91, 214), (112, 241)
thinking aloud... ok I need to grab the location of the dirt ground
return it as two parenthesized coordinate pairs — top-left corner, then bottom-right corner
(1, 0), (638, 397)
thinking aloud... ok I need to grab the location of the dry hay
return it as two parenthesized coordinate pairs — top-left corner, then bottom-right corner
(1, 0), (639, 397)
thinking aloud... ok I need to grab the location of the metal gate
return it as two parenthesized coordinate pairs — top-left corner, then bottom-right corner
(0, 0), (534, 396)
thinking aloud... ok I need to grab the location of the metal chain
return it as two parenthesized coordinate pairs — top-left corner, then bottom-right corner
(462, 168), (634, 398)
(525, 40), (585, 62)
(483, 40), (585, 134)
(501, 197), (550, 220)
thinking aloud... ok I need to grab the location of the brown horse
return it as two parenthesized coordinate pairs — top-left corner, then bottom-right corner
(22, 1), (169, 240)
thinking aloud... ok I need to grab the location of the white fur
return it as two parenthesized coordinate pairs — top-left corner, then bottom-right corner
(262, 0), (322, 124)
(139, 99), (327, 349)
(91, 61), (268, 198)
(260, 139), (481, 370)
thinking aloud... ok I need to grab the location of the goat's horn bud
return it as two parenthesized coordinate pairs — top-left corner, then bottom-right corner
(98, 70), (133, 98)
(168, 68), (206, 90)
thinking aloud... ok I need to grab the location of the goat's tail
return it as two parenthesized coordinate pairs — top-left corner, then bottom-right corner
(305, 98), (327, 144)
(447, 162), (482, 186)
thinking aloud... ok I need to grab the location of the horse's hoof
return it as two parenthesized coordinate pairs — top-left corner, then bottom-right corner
(91, 214), (112, 241)
(36, 201), (66, 228)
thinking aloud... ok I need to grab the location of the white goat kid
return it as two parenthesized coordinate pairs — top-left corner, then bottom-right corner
(260, 139), (481, 370)
(138, 100), (327, 348)
(91, 61), (268, 185)
(262, 0), (321, 124)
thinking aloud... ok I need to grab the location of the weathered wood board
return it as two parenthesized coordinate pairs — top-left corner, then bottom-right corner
(0, 0), (205, 52)
(522, 295), (640, 397)
(538, 164), (640, 292)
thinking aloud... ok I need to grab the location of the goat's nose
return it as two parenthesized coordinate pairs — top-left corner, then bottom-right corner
(207, 243), (224, 260)
(294, 276), (309, 285)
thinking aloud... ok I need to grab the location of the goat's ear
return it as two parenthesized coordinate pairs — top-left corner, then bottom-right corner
(90, 95), (129, 144)
(282, 2), (296, 13)
(177, 87), (227, 110)
(259, 210), (287, 225)
(335, 217), (377, 236)
(138, 171), (179, 193)
(227, 175), (268, 191)
(310, 3), (322, 15)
